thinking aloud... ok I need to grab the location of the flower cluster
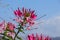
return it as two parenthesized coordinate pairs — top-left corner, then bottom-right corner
(28, 34), (51, 40)
(14, 8), (37, 30)
(0, 21), (15, 39)
(0, 8), (37, 40)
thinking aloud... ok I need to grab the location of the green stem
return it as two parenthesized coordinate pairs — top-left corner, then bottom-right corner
(14, 29), (20, 40)
(14, 24), (22, 40)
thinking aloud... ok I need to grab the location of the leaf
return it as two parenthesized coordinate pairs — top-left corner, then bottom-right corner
(2, 36), (9, 40)
(19, 29), (25, 34)
(18, 24), (24, 30)
(19, 29), (23, 32)
(17, 36), (22, 40)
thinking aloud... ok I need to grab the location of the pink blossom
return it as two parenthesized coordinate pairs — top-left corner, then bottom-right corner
(7, 32), (15, 39)
(0, 21), (6, 33)
(28, 35), (30, 40)
(29, 21), (35, 26)
(14, 8), (37, 30)
(13, 18), (23, 23)
(14, 8), (22, 17)
(26, 17), (35, 26)
(27, 34), (51, 40)
(7, 22), (15, 31)
(30, 13), (37, 20)
(26, 27), (30, 30)
(0, 30), (2, 33)
(28, 34), (33, 40)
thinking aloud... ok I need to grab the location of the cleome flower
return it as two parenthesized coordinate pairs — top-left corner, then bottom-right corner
(0, 21), (6, 33)
(14, 8), (37, 30)
(28, 34), (51, 40)
(7, 22), (15, 31)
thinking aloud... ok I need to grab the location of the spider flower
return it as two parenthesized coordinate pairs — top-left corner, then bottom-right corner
(14, 8), (37, 29)
(0, 21), (6, 33)
(7, 22), (15, 31)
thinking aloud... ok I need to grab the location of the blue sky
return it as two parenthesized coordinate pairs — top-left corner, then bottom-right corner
(0, 0), (60, 37)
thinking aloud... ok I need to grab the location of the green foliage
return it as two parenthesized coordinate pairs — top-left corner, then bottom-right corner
(17, 36), (22, 40)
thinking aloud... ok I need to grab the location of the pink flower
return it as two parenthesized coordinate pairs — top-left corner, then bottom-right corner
(26, 17), (35, 26)
(28, 35), (31, 40)
(13, 18), (23, 23)
(36, 33), (40, 40)
(0, 30), (2, 33)
(40, 34), (44, 40)
(7, 32), (15, 39)
(28, 34), (33, 40)
(30, 13), (37, 20)
(26, 27), (30, 30)
(28, 34), (51, 40)
(0, 21), (5, 28)
(7, 22), (15, 31)
(14, 8), (22, 17)
(14, 8), (37, 30)
(29, 21), (35, 26)
(44, 36), (51, 40)
(0, 21), (6, 33)
(31, 34), (35, 40)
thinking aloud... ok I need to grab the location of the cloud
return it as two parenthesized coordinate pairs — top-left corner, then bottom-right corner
(38, 16), (60, 37)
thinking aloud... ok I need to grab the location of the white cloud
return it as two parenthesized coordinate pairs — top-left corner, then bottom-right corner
(39, 16), (60, 37)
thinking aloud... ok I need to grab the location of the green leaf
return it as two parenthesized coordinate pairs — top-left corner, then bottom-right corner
(2, 36), (9, 40)
(18, 24), (24, 29)
(20, 29), (23, 32)
(19, 29), (25, 34)
(17, 36), (22, 40)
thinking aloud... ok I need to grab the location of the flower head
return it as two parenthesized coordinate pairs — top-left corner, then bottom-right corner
(7, 32), (15, 39)
(30, 13), (37, 20)
(7, 22), (15, 31)
(0, 21), (6, 33)
(14, 8), (37, 30)
(14, 8), (22, 17)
